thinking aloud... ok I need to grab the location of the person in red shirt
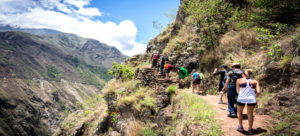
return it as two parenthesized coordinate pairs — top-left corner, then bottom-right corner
(164, 60), (174, 82)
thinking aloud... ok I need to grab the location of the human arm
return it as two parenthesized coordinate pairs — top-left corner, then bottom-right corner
(236, 79), (240, 94)
(222, 76), (230, 92)
(255, 80), (261, 97)
(213, 68), (218, 75)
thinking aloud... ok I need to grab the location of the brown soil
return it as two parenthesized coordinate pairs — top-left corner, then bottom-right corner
(199, 95), (272, 136)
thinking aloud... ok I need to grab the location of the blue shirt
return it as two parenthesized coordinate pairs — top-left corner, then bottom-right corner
(192, 73), (199, 79)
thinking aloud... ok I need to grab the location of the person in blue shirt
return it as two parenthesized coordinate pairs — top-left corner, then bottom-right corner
(191, 69), (204, 94)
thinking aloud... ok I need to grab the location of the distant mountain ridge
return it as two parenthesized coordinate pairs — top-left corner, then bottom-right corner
(0, 25), (62, 35)
(0, 30), (127, 135)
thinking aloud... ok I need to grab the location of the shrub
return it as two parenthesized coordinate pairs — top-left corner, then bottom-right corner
(108, 62), (134, 81)
(141, 127), (157, 136)
(267, 43), (283, 61)
(166, 85), (176, 95)
(279, 55), (294, 68)
(47, 65), (63, 81)
(140, 95), (156, 109)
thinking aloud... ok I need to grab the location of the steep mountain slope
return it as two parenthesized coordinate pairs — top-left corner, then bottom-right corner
(54, 0), (300, 135)
(0, 31), (127, 135)
(41, 33), (127, 68)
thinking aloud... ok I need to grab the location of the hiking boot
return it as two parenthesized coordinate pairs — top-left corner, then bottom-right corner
(218, 100), (223, 104)
(236, 125), (244, 132)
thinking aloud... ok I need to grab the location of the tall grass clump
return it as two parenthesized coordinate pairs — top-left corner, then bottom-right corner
(179, 92), (222, 135)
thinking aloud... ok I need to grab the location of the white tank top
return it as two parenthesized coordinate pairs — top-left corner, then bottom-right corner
(237, 79), (257, 104)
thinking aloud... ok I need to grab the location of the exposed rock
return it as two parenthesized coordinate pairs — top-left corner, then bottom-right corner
(291, 56), (300, 73)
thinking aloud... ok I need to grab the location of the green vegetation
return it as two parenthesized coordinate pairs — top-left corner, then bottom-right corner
(71, 56), (79, 67)
(0, 39), (15, 51)
(180, 92), (221, 135)
(141, 127), (157, 136)
(0, 55), (13, 67)
(166, 85), (176, 95)
(108, 62), (135, 81)
(47, 65), (64, 81)
(257, 92), (275, 109)
(265, 109), (300, 136)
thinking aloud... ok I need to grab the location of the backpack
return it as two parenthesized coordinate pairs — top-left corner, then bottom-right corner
(193, 72), (204, 80)
(165, 64), (174, 70)
(153, 54), (159, 59)
(223, 69), (231, 82)
(198, 72), (204, 80)
(230, 70), (243, 84)
(162, 56), (169, 62)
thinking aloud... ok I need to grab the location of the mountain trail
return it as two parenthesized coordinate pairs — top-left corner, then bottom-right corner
(199, 94), (272, 136)
(141, 66), (272, 135)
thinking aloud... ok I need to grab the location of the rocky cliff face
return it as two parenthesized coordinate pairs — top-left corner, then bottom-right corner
(0, 31), (127, 135)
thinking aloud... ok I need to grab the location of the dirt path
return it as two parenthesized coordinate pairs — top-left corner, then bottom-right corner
(199, 95), (271, 136)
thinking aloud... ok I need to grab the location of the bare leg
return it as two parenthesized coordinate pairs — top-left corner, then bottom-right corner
(191, 83), (194, 93)
(165, 73), (169, 80)
(247, 105), (255, 130)
(197, 84), (201, 93)
(237, 105), (245, 127)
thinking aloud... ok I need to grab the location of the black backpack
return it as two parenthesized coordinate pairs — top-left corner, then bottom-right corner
(223, 69), (232, 82)
(230, 70), (243, 84)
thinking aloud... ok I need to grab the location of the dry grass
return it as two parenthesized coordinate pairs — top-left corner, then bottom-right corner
(220, 29), (259, 52)
(123, 119), (143, 136)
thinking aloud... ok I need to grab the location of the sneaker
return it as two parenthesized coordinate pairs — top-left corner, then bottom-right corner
(218, 100), (223, 104)
(236, 125), (244, 132)
(227, 113), (237, 118)
(248, 129), (254, 135)
(231, 113), (237, 117)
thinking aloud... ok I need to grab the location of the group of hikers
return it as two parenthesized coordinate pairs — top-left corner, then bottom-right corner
(148, 50), (261, 134)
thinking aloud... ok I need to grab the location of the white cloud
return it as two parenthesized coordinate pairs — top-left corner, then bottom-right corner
(0, 0), (145, 56)
(76, 7), (102, 16)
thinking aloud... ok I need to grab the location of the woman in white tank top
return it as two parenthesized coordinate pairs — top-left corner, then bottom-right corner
(236, 69), (261, 134)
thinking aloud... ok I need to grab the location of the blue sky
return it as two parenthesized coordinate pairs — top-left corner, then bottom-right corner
(92, 0), (180, 43)
(0, 0), (180, 56)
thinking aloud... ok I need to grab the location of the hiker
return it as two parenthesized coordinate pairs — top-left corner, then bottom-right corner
(191, 69), (204, 94)
(223, 63), (243, 118)
(150, 51), (160, 69)
(160, 54), (169, 75)
(164, 60), (174, 82)
(236, 69), (261, 134)
(177, 66), (189, 83)
(146, 45), (152, 53)
(213, 64), (229, 104)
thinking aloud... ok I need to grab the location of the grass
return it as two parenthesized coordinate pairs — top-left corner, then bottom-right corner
(279, 55), (294, 68)
(141, 127), (157, 136)
(256, 92), (275, 109)
(166, 85), (176, 95)
(265, 109), (300, 136)
(140, 95), (156, 109)
(179, 91), (222, 135)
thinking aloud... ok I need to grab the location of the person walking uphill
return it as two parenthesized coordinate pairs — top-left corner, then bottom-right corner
(223, 63), (243, 118)
(160, 54), (169, 75)
(164, 60), (174, 82)
(177, 66), (189, 82)
(150, 51), (160, 69)
(236, 69), (261, 134)
(213, 64), (229, 104)
(191, 69), (204, 94)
